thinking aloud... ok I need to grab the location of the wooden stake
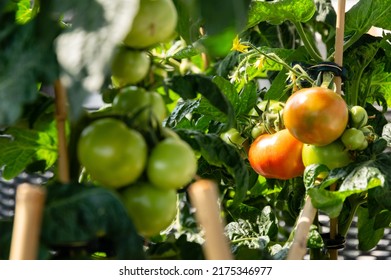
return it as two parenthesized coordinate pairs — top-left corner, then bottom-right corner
(54, 79), (70, 184)
(9, 183), (46, 260)
(334, 0), (346, 94)
(188, 179), (233, 260)
(287, 196), (317, 260)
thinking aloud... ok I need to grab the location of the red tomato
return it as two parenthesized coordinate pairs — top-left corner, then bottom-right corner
(283, 87), (348, 146)
(248, 129), (305, 180)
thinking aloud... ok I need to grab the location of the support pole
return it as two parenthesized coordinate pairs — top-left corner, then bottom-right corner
(188, 179), (233, 260)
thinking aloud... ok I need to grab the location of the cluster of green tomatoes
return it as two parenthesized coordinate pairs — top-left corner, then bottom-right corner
(76, 0), (198, 238)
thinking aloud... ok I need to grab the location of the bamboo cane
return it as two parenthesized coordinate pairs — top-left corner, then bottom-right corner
(188, 179), (233, 260)
(9, 183), (46, 260)
(334, 0), (346, 95)
(286, 196), (317, 260)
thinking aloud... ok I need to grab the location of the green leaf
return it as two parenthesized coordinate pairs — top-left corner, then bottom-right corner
(338, 166), (384, 192)
(226, 206), (278, 259)
(0, 127), (57, 179)
(367, 153), (391, 212)
(0, 18), (58, 126)
(165, 99), (200, 128)
(308, 188), (344, 218)
(309, 157), (388, 218)
(212, 76), (258, 117)
(303, 164), (330, 190)
(168, 74), (235, 128)
(176, 130), (250, 207)
(0, 220), (13, 260)
(172, 0), (201, 44)
(199, 27), (237, 57)
(54, 0), (140, 120)
(374, 210), (391, 229)
(170, 44), (202, 60)
(247, 0), (316, 27)
(237, 81), (259, 116)
(345, 0), (391, 36)
(307, 225), (324, 249)
(357, 206), (385, 251)
(382, 123), (391, 147)
(42, 182), (145, 259)
(15, 0), (34, 24)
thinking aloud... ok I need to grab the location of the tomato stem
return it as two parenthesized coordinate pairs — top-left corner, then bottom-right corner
(319, 71), (335, 89)
(246, 42), (315, 86)
(292, 21), (323, 63)
(338, 194), (366, 237)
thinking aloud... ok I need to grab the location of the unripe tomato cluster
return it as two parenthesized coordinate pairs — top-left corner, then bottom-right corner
(77, 1), (199, 238)
(248, 86), (376, 180)
(77, 114), (198, 238)
(110, 0), (178, 88)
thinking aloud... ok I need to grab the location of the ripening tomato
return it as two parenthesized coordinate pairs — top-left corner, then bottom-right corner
(283, 87), (349, 146)
(248, 129), (305, 180)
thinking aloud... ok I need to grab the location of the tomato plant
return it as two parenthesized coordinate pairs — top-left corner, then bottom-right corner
(2, 0), (391, 262)
(77, 118), (147, 188)
(120, 181), (178, 238)
(283, 86), (349, 146)
(248, 129), (305, 180)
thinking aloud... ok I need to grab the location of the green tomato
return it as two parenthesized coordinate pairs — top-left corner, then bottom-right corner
(147, 138), (197, 190)
(123, 0), (178, 49)
(160, 127), (180, 140)
(77, 118), (147, 188)
(302, 140), (352, 170)
(220, 128), (246, 146)
(251, 123), (266, 139)
(349, 105), (368, 128)
(111, 47), (150, 87)
(358, 139), (369, 151)
(341, 127), (366, 150)
(112, 86), (167, 126)
(120, 182), (177, 237)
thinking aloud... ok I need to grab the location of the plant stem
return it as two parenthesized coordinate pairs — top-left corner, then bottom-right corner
(338, 195), (366, 237)
(293, 21), (323, 62)
(54, 80), (70, 184)
(247, 44), (315, 85)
